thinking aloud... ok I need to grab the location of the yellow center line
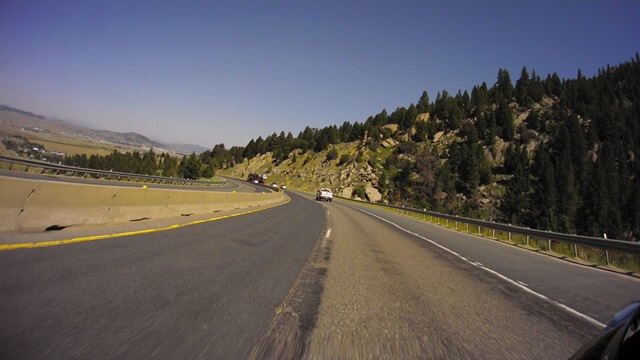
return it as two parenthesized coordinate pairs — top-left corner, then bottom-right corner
(0, 195), (291, 251)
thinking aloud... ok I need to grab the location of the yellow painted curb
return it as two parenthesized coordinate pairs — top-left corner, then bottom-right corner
(0, 195), (291, 251)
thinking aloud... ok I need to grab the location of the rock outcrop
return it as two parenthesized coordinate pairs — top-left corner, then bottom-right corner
(365, 183), (382, 203)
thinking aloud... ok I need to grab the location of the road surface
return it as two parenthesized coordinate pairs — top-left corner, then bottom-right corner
(253, 194), (640, 358)
(2, 190), (638, 359)
(0, 192), (324, 359)
(335, 198), (640, 324)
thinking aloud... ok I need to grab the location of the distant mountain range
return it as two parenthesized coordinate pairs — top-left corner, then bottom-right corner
(163, 142), (210, 154)
(0, 104), (46, 120)
(0, 104), (209, 155)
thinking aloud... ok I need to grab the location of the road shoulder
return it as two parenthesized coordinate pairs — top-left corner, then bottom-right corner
(249, 204), (332, 359)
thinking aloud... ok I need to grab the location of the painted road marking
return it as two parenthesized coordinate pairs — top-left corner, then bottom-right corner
(0, 196), (291, 251)
(350, 206), (607, 329)
(322, 228), (331, 248)
(517, 280), (529, 287)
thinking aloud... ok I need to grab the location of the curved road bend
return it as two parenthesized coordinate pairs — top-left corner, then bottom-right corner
(0, 170), (264, 193)
(256, 193), (638, 359)
(0, 192), (324, 359)
(2, 188), (638, 359)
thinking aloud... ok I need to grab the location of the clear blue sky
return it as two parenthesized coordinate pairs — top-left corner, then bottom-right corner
(1, 1), (639, 147)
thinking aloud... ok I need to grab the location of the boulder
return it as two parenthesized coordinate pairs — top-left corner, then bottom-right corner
(416, 113), (430, 123)
(381, 138), (399, 148)
(341, 186), (353, 198)
(365, 183), (382, 203)
(382, 124), (399, 133)
(515, 111), (529, 127)
(433, 131), (445, 142)
(434, 191), (447, 200)
(491, 138), (507, 165)
(483, 146), (494, 162)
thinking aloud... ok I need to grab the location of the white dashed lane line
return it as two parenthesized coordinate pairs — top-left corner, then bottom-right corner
(350, 206), (607, 329)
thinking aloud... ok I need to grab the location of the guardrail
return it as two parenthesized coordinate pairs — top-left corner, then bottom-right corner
(0, 155), (225, 187)
(336, 196), (640, 268)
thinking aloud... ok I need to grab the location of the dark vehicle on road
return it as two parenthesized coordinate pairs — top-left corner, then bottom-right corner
(247, 173), (267, 184)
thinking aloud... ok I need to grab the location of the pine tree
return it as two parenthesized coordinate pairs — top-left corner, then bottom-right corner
(460, 143), (479, 195)
(555, 150), (579, 233)
(495, 100), (514, 141)
(495, 68), (514, 102)
(529, 144), (556, 230)
(402, 103), (419, 130)
(515, 66), (532, 106)
(501, 145), (529, 225)
(417, 91), (431, 113)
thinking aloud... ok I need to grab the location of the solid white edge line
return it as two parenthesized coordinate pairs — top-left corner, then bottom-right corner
(351, 206), (607, 329)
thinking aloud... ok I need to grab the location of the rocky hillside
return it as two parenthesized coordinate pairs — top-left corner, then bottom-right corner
(220, 140), (384, 202)
(220, 95), (554, 217)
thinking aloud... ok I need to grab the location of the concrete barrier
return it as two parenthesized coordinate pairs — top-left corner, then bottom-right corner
(0, 177), (41, 232)
(0, 176), (285, 233)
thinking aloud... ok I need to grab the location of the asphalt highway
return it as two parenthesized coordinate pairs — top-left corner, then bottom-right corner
(2, 189), (638, 359)
(301, 199), (603, 359)
(336, 199), (640, 324)
(0, 169), (264, 193)
(0, 192), (324, 359)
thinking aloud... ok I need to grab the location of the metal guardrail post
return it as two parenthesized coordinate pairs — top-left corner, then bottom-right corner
(548, 239), (552, 251)
(605, 250), (611, 265)
(574, 244), (578, 258)
(526, 235), (530, 246)
(508, 232), (511, 241)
